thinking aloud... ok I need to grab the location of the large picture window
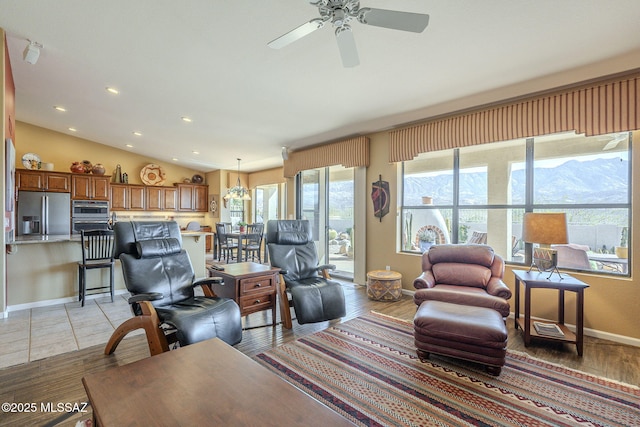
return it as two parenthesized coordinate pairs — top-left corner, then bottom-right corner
(401, 132), (631, 276)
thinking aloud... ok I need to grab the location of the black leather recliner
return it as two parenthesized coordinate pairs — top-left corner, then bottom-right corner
(266, 220), (346, 328)
(104, 221), (242, 356)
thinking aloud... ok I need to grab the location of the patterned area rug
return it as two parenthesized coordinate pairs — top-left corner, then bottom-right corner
(255, 312), (640, 427)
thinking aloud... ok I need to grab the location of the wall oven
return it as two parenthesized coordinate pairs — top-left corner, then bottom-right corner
(71, 200), (110, 233)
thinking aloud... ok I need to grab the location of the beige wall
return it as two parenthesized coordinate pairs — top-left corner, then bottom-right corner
(366, 130), (640, 341)
(15, 122), (204, 185)
(1, 30), (8, 314)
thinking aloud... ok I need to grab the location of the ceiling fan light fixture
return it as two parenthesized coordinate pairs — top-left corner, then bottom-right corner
(268, 1), (429, 67)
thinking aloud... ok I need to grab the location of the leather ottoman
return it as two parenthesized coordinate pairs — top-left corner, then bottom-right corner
(414, 300), (508, 375)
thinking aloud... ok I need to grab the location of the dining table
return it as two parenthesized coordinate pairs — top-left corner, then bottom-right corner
(225, 230), (262, 262)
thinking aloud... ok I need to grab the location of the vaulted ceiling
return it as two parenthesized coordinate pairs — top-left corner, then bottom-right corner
(2, 0), (640, 172)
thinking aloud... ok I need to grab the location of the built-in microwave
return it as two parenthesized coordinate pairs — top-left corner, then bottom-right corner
(72, 200), (109, 218)
(71, 200), (110, 233)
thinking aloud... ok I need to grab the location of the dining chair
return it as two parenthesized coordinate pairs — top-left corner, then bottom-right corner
(242, 223), (264, 263)
(78, 229), (116, 307)
(216, 222), (237, 261)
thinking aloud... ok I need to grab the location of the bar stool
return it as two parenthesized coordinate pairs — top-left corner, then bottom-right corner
(78, 229), (116, 306)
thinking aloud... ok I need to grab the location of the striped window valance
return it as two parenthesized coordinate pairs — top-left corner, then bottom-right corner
(248, 167), (286, 188)
(283, 136), (370, 177)
(389, 71), (640, 162)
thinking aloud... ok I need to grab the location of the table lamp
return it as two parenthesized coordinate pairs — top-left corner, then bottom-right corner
(522, 212), (568, 278)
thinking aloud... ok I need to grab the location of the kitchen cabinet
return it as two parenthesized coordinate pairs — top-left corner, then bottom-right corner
(145, 186), (177, 211)
(202, 225), (213, 252)
(71, 174), (110, 200)
(110, 184), (145, 210)
(175, 183), (208, 212)
(16, 170), (70, 193)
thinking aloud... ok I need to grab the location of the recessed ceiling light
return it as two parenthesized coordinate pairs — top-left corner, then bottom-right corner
(192, 150), (199, 155)
(181, 116), (192, 123)
(53, 106), (66, 112)
(106, 87), (119, 95)
(172, 157), (179, 162)
(68, 127), (77, 132)
(125, 144), (134, 148)
(132, 131), (142, 136)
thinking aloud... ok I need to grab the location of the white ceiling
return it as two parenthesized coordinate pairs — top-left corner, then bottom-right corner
(2, 0), (640, 172)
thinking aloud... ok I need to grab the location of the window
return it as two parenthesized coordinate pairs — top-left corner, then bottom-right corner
(228, 198), (244, 227)
(254, 184), (280, 224)
(401, 132), (631, 276)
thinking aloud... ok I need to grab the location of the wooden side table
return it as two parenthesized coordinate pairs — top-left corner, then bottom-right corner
(208, 262), (280, 326)
(513, 270), (589, 356)
(367, 270), (402, 301)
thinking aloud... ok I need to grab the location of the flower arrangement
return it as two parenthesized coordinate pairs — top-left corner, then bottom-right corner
(417, 228), (436, 242)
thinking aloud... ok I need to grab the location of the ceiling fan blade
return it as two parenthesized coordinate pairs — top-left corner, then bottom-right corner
(268, 18), (325, 49)
(335, 26), (359, 67)
(358, 8), (430, 33)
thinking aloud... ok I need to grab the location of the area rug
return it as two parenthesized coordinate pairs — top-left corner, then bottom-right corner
(255, 312), (640, 427)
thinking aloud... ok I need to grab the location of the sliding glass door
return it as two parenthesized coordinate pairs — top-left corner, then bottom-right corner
(299, 166), (355, 279)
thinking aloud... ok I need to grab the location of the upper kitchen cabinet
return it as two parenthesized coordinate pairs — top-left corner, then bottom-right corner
(110, 184), (145, 210)
(146, 186), (177, 211)
(175, 183), (208, 212)
(71, 174), (111, 200)
(16, 170), (70, 193)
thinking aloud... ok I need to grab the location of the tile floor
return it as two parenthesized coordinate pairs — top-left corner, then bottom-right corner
(0, 294), (140, 370)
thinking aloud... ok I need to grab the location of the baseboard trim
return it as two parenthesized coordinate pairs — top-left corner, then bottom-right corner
(5, 290), (128, 313)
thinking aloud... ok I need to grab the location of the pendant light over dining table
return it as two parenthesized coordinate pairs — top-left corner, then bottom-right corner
(224, 158), (251, 201)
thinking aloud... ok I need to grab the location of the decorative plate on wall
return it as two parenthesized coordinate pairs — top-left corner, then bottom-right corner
(192, 174), (203, 184)
(22, 152), (41, 170)
(140, 163), (166, 186)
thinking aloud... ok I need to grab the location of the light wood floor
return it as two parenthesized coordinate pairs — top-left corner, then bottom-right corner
(1, 283), (638, 426)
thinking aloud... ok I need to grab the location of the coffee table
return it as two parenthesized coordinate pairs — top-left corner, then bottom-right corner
(83, 338), (354, 426)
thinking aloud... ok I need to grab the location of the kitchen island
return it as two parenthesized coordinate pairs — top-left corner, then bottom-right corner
(6, 231), (211, 311)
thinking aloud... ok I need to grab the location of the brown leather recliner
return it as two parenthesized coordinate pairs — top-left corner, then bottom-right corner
(413, 244), (512, 317)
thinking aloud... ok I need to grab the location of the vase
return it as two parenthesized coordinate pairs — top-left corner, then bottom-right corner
(615, 246), (628, 259)
(92, 163), (106, 175)
(70, 162), (85, 173)
(82, 160), (92, 173)
(419, 241), (433, 253)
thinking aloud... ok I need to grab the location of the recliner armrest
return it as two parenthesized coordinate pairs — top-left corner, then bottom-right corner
(486, 277), (512, 299)
(413, 271), (436, 289)
(317, 264), (336, 272)
(128, 292), (164, 304)
(193, 277), (224, 287)
(193, 277), (224, 298)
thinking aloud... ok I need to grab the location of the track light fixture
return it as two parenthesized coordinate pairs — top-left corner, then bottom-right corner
(23, 40), (43, 65)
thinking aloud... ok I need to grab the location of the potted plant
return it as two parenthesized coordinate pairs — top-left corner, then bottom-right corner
(238, 221), (248, 233)
(615, 227), (628, 259)
(417, 228), (436, 252)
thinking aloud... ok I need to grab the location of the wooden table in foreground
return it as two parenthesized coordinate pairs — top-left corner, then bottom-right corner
(83, 338), (354, 427)
(513, 269), (589, 356)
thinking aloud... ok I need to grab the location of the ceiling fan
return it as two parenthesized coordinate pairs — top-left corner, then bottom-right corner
(268, 0), (430, 67)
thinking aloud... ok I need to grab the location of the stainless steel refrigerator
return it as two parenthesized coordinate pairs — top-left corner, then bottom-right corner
(17, 191), (71, 236)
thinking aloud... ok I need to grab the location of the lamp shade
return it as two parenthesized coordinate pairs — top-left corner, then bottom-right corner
(522, 213), (568, 245)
